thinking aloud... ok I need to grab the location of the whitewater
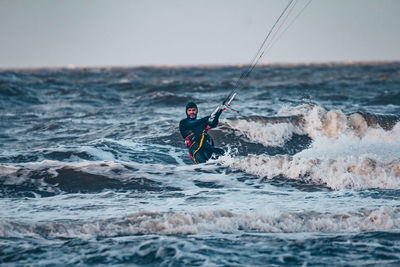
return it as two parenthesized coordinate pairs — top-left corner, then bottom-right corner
(1, 62), (400, 265)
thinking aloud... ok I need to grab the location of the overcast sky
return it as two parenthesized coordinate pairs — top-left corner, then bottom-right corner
(0, 0), (399, 68)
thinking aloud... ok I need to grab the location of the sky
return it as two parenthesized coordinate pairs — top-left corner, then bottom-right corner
(0, 0), (399, 68)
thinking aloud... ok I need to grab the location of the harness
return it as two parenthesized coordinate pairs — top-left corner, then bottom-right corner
(184, 133), (194, 148)
(192, 132), (205, 164)
(185, 132), (207, 164)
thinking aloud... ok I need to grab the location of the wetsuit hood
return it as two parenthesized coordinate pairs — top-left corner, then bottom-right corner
(186, 102), (198, 119)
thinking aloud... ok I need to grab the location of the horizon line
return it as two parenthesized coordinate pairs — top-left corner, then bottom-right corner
(1, 60), (399, 71)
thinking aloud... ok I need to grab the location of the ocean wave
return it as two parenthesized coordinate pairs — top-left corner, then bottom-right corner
(277, 104), (399, 139)
(225, 118), (303, 147)
(219, 106), (400, 190)
(0, 161), (182, 196)
(221, 154), (400, 190)
(1, 206), (398, 238)
(224, 105), (399, 147)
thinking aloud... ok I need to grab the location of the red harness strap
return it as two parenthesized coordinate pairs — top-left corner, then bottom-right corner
(185, 133), (196, 160)
(184, 134), (194, 148)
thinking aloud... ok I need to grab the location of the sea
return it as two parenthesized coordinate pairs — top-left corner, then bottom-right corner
(1, 62), (400, 266)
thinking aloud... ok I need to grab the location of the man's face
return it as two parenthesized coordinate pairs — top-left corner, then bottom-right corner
(187, 108), (197, 119)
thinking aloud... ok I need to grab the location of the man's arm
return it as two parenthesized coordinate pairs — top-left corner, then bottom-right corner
(208, 108), (223, 129)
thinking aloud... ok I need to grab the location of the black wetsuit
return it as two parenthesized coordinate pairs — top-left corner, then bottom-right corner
(179, 110), (224, 164)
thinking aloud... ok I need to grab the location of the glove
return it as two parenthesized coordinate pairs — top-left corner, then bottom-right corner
(209, 105), (221, 123)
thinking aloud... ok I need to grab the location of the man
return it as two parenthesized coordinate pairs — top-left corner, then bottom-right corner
(179, 102), (225, 164)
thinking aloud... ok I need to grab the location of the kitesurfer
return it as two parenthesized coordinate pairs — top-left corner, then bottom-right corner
(179, 102), (225, 164)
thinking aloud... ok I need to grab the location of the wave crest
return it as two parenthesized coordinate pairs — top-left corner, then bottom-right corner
(221, 153), (400, 190)
(1, 206), (398, 238)
(224, 105), (399, 150)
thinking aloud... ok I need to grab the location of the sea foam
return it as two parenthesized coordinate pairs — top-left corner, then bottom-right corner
(222, 105), (400, 189)
(1, 206), (398, 238)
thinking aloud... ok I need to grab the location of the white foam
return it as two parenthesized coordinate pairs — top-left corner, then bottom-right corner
(226, 119), (303, 147)
(225, 105), (400, 148)
(222, 152), (400, 190)
(278, 104), (400, 142)
(363, 122), (400, 143)
(0, 159), (225, 194)
(278, 105), (356, 139)
(0, 160), (130, 188)
(1, 206), (399, 238)
(222, 105), (400, 189)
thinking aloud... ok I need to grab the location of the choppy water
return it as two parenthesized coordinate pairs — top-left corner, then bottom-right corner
(1, 62), (400, 266)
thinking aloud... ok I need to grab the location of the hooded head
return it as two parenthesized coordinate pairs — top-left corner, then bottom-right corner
(185, 102), (198, 119)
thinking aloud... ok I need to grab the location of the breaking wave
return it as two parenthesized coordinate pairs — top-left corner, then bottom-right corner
(0, 160), (183, 197)
(223, 105), (400, 189)
(1, 206), (398, 238)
